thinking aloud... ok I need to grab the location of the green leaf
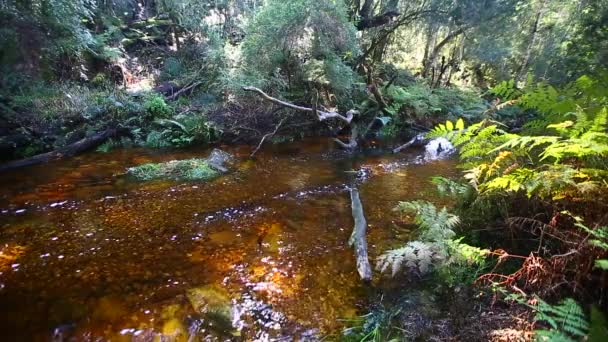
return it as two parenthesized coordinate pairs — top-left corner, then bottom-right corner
(595, 259), (608, 270)
(446, 120), (454, 131)
(455, 118), (465, 130)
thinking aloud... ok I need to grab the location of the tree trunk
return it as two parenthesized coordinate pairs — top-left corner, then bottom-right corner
(421, 23), (438, 78)
(517, 1), (545, 83)
(445, 36), (465, 87)
(422, 27), (466, 80)
(0, 129), (123, 172)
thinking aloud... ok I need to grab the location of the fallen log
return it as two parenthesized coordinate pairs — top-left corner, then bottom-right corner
(392, 134), (428, 153)
(0, 128), (122, 172)
(349, 187), (373, 282)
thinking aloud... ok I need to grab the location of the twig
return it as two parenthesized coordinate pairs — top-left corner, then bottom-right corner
(249, 117), (287, 158)
(243, 86), (360, 150)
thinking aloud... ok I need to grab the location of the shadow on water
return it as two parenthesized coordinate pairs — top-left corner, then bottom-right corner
(0, 138), (458, 340)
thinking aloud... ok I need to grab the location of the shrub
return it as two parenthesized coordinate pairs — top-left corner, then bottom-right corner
(382, 83), (487, 137)
(143, 94), (173, 118)
(238, 0), (360, 101)
(160, 57), (184, 81)
(142, 114), (218, 148)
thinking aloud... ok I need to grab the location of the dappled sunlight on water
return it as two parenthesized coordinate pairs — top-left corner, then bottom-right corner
(0, 139), (457, 340)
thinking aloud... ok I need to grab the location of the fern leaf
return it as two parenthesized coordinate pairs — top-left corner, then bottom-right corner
(534, 297), (589, 340)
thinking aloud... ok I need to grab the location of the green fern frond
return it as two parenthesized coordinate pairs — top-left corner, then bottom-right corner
(380, 202), (468, 277)
(394, 200), (459, 241)
(493, 136), (559, 154)
(476, 165), (592, 198)
(376, 241), (444, 276)
(540, 133), (608, 162)
(432, 177), (471, 197)
(534, 330), (577, 342)
(533, 297), (589, 340)
(490, 79), (521, 100)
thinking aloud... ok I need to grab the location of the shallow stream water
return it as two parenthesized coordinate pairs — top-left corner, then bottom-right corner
(0, 139), (457, 340)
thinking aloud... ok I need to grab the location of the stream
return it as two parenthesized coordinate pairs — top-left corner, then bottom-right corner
(0, 138), (458, 340)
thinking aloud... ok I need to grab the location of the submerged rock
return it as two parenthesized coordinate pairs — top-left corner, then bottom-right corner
(424, 137), (455, 160)
(127, 149), (234, 181)
(186, 285), (234, 331)
(206, 148), (235, 172)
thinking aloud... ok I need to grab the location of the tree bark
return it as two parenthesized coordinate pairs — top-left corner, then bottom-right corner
(349, 187), (372, 281)
(421, 23), (437, 78)
(0, 128), (123, 172)
(422, 27), (466, 80)
(517, 1), (545, 83)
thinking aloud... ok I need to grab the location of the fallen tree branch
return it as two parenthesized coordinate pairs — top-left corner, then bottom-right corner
(250, 117), (287, 158)
(392, 134), (427, 153)
(349, 187), (373, 282)
(242, 86), (358, 125)
(0, 128), (123, 172)
(166, 81), (203, 101)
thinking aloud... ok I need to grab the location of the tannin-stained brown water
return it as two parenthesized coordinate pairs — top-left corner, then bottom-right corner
(0, 139), (457, 340)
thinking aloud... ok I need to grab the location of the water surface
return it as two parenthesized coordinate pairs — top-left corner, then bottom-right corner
(0, 139), (457, 340)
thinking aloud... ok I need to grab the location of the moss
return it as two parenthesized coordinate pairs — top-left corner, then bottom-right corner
(127, 158), (220, 181)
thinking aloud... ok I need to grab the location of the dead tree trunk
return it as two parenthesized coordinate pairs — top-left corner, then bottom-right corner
(0, 129), (123, 172)
(349, 187), (372, 282)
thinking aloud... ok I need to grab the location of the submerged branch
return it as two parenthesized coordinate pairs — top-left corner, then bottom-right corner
(349, 187), (373, 282)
